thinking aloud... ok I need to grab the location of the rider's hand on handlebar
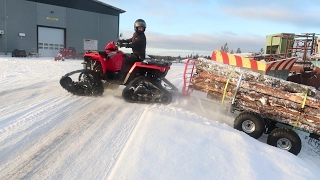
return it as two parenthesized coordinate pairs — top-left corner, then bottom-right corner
(118, 39), (128, 43)
(117, 39), (132, 48)
(117, 40), (124, 47)
(125, 43), (131, 48)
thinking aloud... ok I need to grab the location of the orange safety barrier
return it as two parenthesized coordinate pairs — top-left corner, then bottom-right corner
(211, 50), (297, 72)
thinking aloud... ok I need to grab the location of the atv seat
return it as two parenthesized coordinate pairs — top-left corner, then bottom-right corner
(141, 59), (172, 67)
(99, 51), (107, 56)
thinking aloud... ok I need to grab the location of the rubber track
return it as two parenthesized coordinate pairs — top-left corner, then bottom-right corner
(60, 69), (104, 96)
(122, 77), (172, 104)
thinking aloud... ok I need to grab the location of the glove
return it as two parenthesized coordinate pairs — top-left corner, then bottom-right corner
(119, 39), (128, 43)
(117, 40), (124, 47)
(125, 43), (132, 48)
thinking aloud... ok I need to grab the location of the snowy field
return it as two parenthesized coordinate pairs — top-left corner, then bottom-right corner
(0, 56), (320, 180)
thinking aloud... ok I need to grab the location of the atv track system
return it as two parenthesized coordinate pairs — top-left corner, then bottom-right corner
(122, 77), (172, 104)
(60, 69), (104, 96)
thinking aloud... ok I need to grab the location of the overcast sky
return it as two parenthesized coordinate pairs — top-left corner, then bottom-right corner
(101, 0), (320, 57)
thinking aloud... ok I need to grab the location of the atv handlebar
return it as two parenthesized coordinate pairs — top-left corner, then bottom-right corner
(117, 40), (132, 48)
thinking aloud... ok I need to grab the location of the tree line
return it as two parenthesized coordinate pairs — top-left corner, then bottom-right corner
(220, 43), (264, 54)
(148, 54), (211, 61)
(149, 42), (264, 61)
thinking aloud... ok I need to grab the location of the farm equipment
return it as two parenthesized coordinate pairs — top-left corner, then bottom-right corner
(265, 33), (320, 89)
(183, 51), (320, 155)
(60, 40), (179, 104)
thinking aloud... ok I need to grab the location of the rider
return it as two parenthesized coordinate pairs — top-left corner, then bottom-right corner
(119, 19), (147, 82)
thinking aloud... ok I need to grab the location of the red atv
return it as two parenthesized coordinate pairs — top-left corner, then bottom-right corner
(54, 53), (64, 61)
(60, 40), (178, 104)
(55, 47), (77, 61)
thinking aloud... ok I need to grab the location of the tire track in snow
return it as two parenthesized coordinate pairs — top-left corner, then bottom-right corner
(0, 95), (88, 151)
(106, 109), (149, 180)
(0, 69), (84, 144)
(0, 81), (46, 97)
(96, 107), (146, 180)
(0, 103), (109, 179)
(0, 98), (147, 180)
(0, 59), (66, 92)
(0, 94), (72, 134)
(0, 96), (96, 175)
(0, 77), (85, 139)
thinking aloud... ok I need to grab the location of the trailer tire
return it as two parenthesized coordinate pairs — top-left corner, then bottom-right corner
(267, 128), (301, 155)
(234, 112), (265, 139)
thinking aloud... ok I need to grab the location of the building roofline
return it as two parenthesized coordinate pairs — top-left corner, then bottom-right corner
(91, 0), (126, 13)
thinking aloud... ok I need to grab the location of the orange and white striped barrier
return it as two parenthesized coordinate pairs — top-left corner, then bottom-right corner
(211, 50), (297, 72)
(266, 58), (296, 71)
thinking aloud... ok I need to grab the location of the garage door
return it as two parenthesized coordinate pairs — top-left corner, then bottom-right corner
(38, 27), (64, 57)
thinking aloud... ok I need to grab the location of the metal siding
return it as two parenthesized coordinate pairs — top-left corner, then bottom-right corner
(26, 0), (124, 15)
(98, 14), (119, 49)
(0, 0), (5, 53)
(65, 8), (99, 54)
(0, 0), (121, 56)
(37, 3), (66, 28)
(65, 9), (119, 55)
(4, 0), (38, 54)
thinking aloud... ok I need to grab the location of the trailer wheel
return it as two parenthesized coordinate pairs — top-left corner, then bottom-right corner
(267, 128), (301, 155)
(234, 112), (265, 139)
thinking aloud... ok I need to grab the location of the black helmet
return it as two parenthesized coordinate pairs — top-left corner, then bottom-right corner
(134, 19), (146, 33)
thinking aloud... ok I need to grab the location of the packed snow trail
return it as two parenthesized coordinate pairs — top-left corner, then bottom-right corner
(0, 95), (147, 179)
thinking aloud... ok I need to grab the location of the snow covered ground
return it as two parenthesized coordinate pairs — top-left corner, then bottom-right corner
(0, 56), (320, 180)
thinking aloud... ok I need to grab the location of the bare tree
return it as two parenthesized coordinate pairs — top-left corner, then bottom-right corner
(259, 48), (264, 54)
(220, 43), (229, 53)
(236, 48), (241, 53)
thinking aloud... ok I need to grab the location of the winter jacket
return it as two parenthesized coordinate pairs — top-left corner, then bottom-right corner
(126, 32), (146, 59)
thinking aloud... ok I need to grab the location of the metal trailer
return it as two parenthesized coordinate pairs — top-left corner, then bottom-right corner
(182, 58), (320, 155)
